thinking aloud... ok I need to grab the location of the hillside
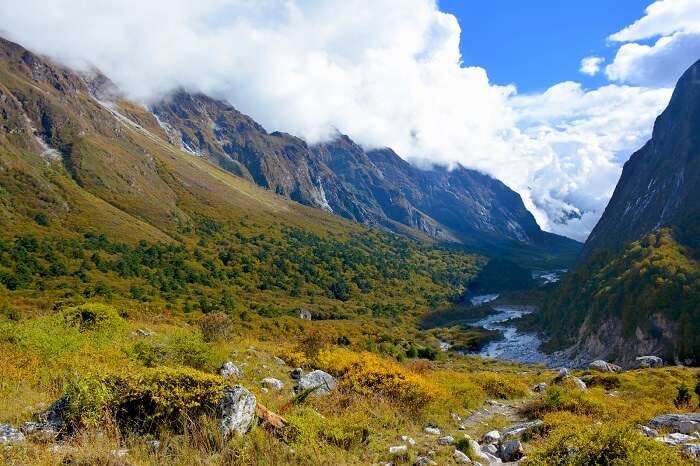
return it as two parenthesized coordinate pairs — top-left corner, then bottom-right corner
(533, 59), (700, 366)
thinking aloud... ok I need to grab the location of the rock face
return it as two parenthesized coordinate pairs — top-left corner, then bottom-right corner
(298, 370), (336, 395)
(219, 386), (257, 437)
(220, 361), (243, 379)
(151, 91), (580, 258)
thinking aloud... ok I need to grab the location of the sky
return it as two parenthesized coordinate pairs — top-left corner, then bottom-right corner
(1, 0), (700, 241)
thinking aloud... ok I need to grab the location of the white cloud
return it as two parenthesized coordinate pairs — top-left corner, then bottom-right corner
(580, 56), (604, 76)
(606, 0), (700, 87)
(0, 0), (675, 241)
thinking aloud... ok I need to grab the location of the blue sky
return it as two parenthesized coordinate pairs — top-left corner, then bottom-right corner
(441, 0), (652, 92)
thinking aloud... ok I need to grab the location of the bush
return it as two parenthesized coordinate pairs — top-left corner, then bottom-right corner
(198, 312), (233, 342)
(475, 372), (530, 399)
(129, 329), (217, 371)
(525, 387), (605, 418)
(65, 367), (227, 431)
(674, 384), (692, 408)
(62, 303), (126, 334)
(316, 348), (441, 410)
(523, 424), (686, 465)
(582, 374), (622, 390)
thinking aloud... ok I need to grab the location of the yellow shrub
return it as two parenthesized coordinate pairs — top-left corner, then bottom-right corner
(474, 371), (530, 399)
(316, 348), (441, 410)
(278, 350), (308, 368)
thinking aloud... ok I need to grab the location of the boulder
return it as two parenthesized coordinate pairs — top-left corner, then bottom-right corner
(273, 356), (286, 366)
(414, 456), (437, 466)
(558, 368), (569, 378)
(482, 430), (500, 444)
(589, 360), (621, 372)
(533, 382), (548, 393)
(261, 377), (284, 390)
(501, 420), (543, 439)
(0, 424), (24, 445)
(424, 426), (441, 435)
(572, 376), (587, 390)
(499, 440), (524, 462)
(437, 435), (454, 445)
(635, 356), (663, 368)
(401, 435), (416, 445)
(657, 432), (694, 445)
(298, 370), (336, 395)
(22, 395), (68, 440)
(637, 424), (659, 438)
(648, 413), (700, 432)
(682, 443), (700, 460)
(679, 420), (700, 435)
(483, 443), (498, 455)
(389, 444), (408, 455)
(220, 386), (257, 437)
(220, 361), (243, 379)
(291, 367), (303, 380)
(298, 309), (312, 320)
(453, 449), (472, 463)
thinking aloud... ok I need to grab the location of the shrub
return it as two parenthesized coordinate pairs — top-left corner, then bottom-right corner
(475, 371), (530, 399)
(65, 367), (227, 431)
(525, 387), (605, 418)
(582, 374), (622, 391)
(62, 303), (126, 334)
(198, 312), (233, 342)
(129, 329), (217, 371)
(316, 348), (441, 410)
(695, 378), (700, 407)
(277, 349), (308, 368)
(523, 424), (686, 465)
(674, 384), (692, 408)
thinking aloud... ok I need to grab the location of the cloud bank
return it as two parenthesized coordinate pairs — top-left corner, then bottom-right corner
(0, 0), (690, 241)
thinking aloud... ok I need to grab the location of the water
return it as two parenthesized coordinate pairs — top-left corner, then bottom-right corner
(469, 293), (499, 306)
(473, 305), (551, 365)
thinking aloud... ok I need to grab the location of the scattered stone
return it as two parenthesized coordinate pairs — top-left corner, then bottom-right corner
(424, 426), (441, 435)
(452, 412), (463, 423)
(261, 377), (284, 391)
(291, 367), (303, 380)
(453, 449), (472, 463)
(298, 309), (312, 320)
(401, 435), (416, 445)
(533, 382), (548, 393)
(111, 449), (129, 458)
(220, 385), (257, 437)
(681, 443), (700, 460)
(589, 360), (622, 372)
(572, 376), (587, 390)
(648, 413), (700, 432)
(635, 356), (663, 368)
(558, 368), (569, 378)
(298, 370), (336, 395)
(483, 443), (498, 455)
(679, 420), (700, 435)
(414, 456), (437, 466)
(21, 396), (67, 440)
(146, 440), (161, 452)
(501, 420), (543, 439)
(389, 445), (408, 455)
(0, 424), (24, 445)
(135, 328), (154, 337)
(220, 361), (243, 379)
(657, 432), (694, 446)
(274, 356), (286, 366)
(500, 440), (524, 462)
(637, 424), (659, 438)
(437, 435), (454, 445)
(482, 430), (500, 444)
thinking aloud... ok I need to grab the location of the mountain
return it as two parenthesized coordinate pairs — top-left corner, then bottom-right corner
(150, 91), (580, 266)
(533, 59), (700, 366)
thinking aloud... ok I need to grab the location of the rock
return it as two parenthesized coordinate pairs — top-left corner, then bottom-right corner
(298, 370), (336, 395)
(482, 430), (500, 444)
(111, 449), (129, 458)
(298, 309), (312, 320)
(389, 444), (408, 455)
(533, 382), (548, 393)
(273, 356), (286, 366)
(220, 385), (257, 437)
(135, 328), (154, 337)
(572, 376), (587, 390)
(635, 356), (663, 368)
(146, 440), (161, 452)
(453, 449), (472, 463)
(483, 443), (498, 455)
(637, 424), (659, 438)
(682, 443), (700, 460)
(22, 396), (68, 440)
(648, 413), (700, 432)
(501, 420), (543, 439)
(401, 435), (416, 445)
(657, 432), (694, 445)
(291, 367), (303, 380)
(679, 420), (700, 435)
(220, 361), (243, 379)
(589, 360), (621, 372)
(499, 440), (524, 462)
(414, 456), (437, 466)
(424, 426), (441, 435)
(558, 368), (569, 378)
(437, 435), (454, 445)
(261, 377), (284, 390)
(0, 424), (24, 445)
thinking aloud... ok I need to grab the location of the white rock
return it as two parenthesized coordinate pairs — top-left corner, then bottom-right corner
(414, 456), (437, 466)
(111, 449), (129, 458)
(437, 435), (454, 445)
(589, 360), (621, 372)
(298, 370), (336, 395)
(679, 420), (700, 435)
(648, 413), (700, 432)
(483, 443), (498, 455)
(220, 361), (243, 378)
(682, 443), (700, 460)
(501, 420), (543, 439)
(499, 439), (524, 462)
(558, 368), (569, 378)
(220, 385), (257, 437)
(389, 445), (408, 455)
(0, 424), (24, 444)
(533, 382), (547, 393)
(635, 356), (663, 368)
(572, 376), (587, 390)
(424, 426), (441, 435)
(261, 377), (284, 390)
(273, 356), (286, 366)
(657, 432), (694, 445)
(638, 424), (659, 438)
(401, 435), (416, 445)
(453, 449), (472, 463)
(482, 430), (500, 444)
